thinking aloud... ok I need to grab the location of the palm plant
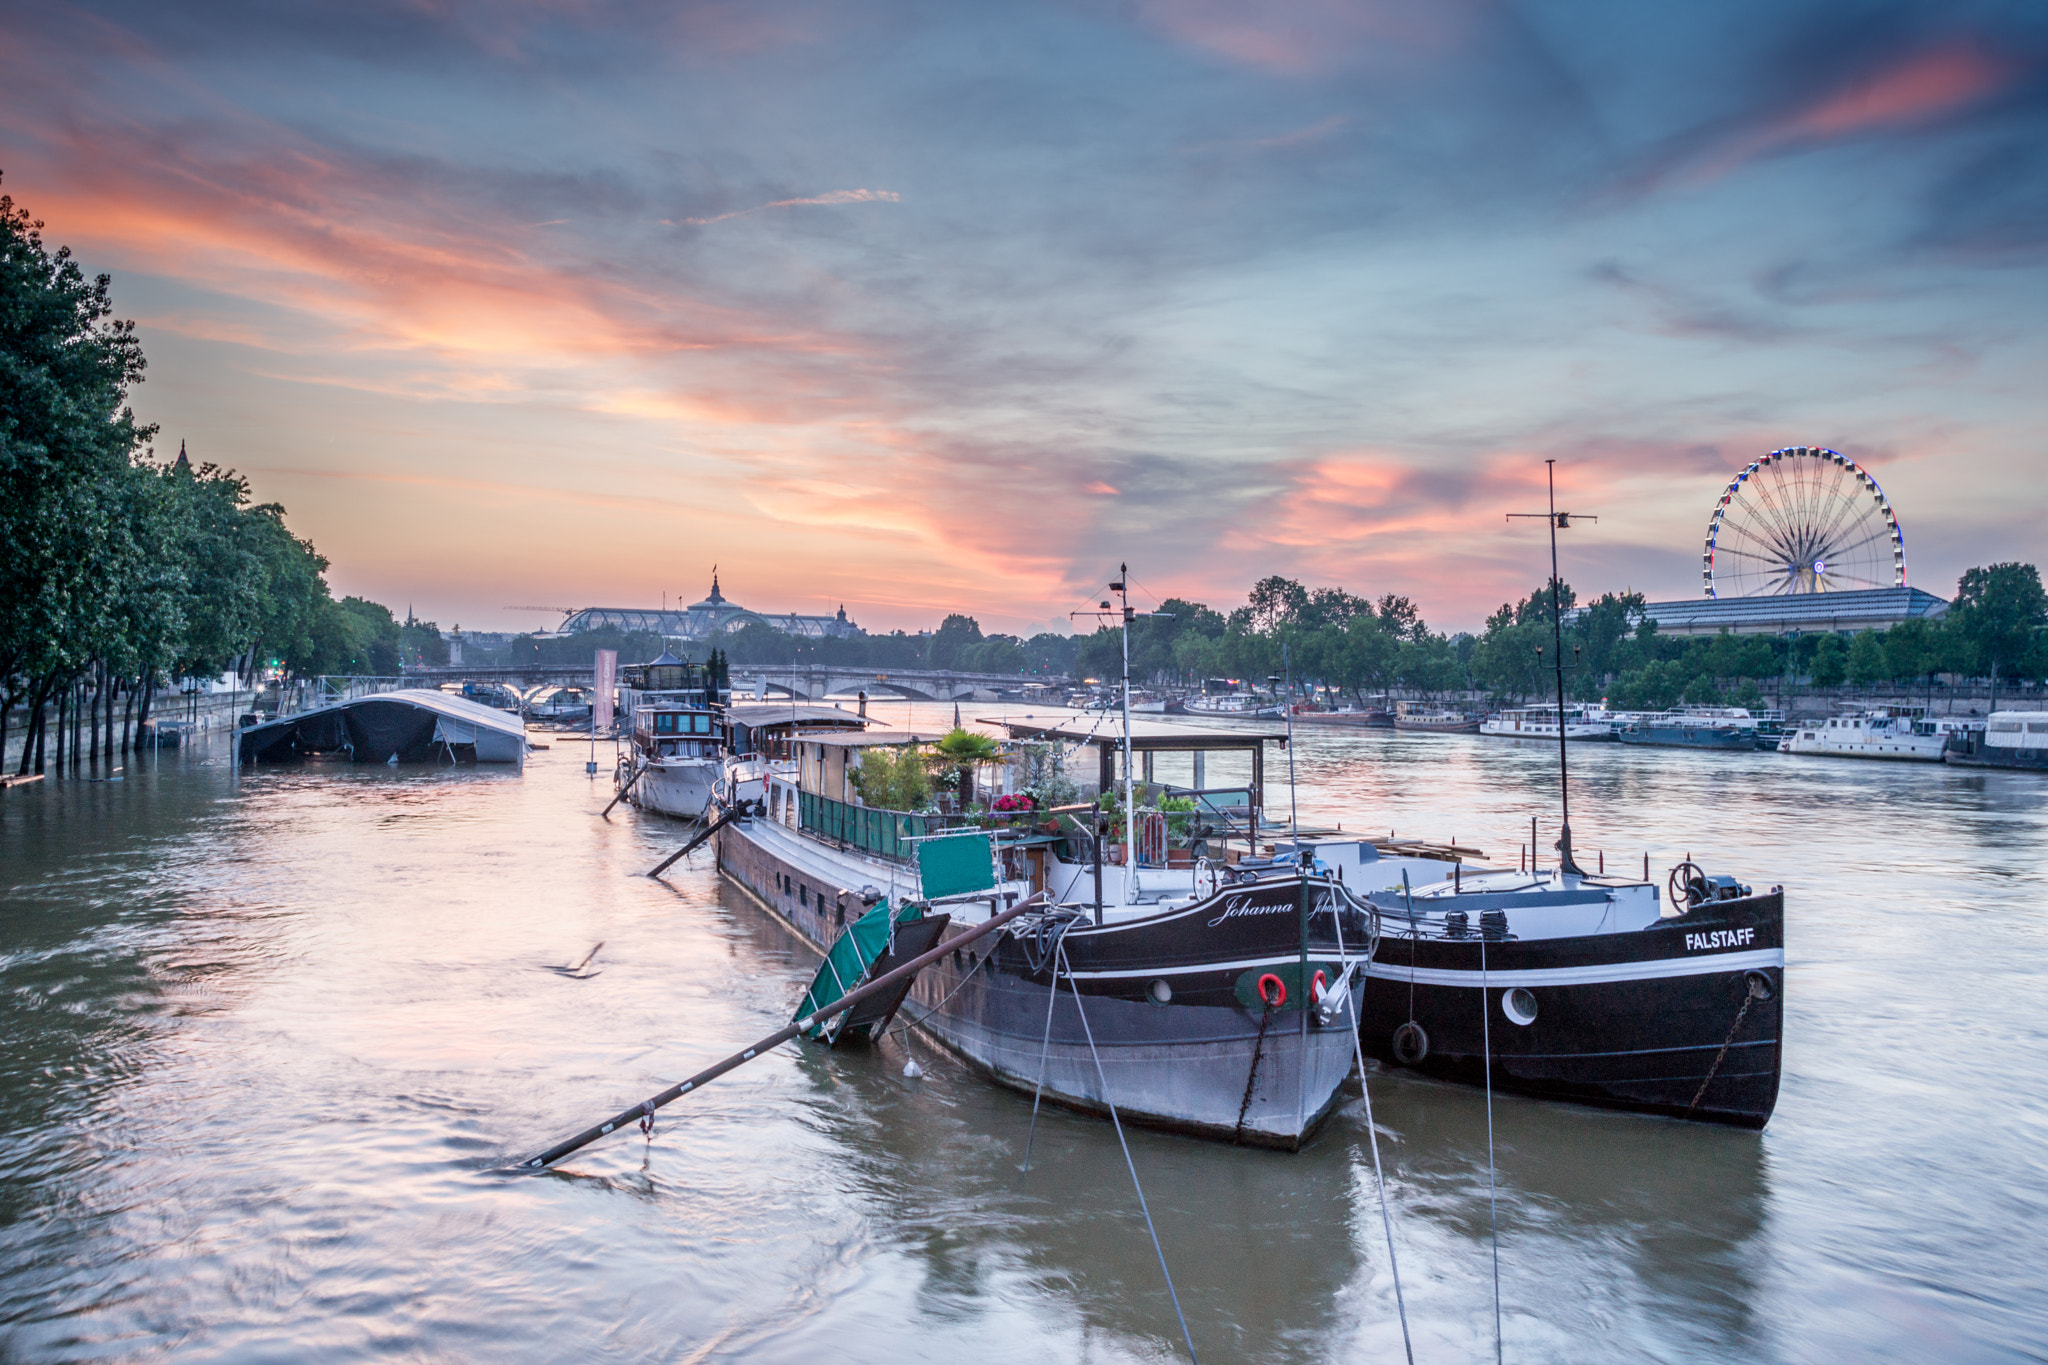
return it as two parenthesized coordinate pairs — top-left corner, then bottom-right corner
(932, 727), (1003, 808)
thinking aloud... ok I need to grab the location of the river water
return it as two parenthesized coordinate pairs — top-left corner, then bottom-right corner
(3, 700), (2044, 1363)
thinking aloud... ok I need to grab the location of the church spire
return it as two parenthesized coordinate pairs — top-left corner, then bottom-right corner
(173, 439), (190, 474)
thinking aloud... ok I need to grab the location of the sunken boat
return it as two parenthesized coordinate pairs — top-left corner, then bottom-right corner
(236, 688), (527, 766)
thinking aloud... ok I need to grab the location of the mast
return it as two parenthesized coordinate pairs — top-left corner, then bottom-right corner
(1113, 564), (1136, 896)
(1508, 461), (1593, 878)
(1544, 464), (1581, 877)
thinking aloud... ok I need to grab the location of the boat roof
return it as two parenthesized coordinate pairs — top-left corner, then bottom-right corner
(984, 710), (1286, 751)
(240, 687), (527, 743)
(724, 703), (871, 729)
(794, 728), (951, 749)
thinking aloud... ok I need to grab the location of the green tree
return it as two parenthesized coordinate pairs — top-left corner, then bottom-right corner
(1950, 563), (2047, 687)
(926, 613), (985, 670)
(1810, 634), (1849, 687)
(849, 742), (933, 811)
(1846, 630), (1890, 687)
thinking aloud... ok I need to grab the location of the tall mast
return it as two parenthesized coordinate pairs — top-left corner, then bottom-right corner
(1508, 461), (1594, 879)
(1114, 564), (1136, 896)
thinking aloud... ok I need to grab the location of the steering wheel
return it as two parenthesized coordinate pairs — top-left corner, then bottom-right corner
(1667, 861), (1709, 910)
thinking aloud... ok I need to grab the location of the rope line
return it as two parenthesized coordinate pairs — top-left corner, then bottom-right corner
(1057, 941), (1199, 1364)
(1480, 933), (1502, 1365)
(1337, 905), (1414, 1365)
(1020, 918), (1074, 1171)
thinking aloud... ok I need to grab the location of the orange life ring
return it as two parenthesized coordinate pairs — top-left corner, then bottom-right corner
(1311, 969), (1329, 1002)
(1257, 973), (1286, 1008)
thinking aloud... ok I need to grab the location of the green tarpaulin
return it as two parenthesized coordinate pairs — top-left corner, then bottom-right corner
(917, 832), (996, 900)
(795, 900), (924, 1042)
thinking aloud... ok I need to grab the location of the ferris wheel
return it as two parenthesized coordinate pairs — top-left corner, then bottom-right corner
(1703, 447), (1905, 598)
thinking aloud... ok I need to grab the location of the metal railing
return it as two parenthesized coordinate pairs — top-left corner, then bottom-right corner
(797, 790), (949, 862)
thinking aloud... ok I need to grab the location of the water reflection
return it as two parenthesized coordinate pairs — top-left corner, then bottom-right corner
(0, 713), (2043, 1363)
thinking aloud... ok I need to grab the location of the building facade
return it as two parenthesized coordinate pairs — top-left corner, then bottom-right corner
(554, 573), (863, 642)
(1578, 585), (1950, 637)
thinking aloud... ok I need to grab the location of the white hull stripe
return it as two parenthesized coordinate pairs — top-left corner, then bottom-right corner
(1062, 946), (1781, 985)
(1365, 947), (1783, 988)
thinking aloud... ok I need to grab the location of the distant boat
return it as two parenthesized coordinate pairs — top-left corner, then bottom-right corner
(1781, 707), (1962, 762)
(1480, 704), (1618, 741)
(1615, 706), (1758, 751)
(1295, 707), (1395, 728)
(1393, 701), (1479, 734)
(1185, 693), (1284, 719)
(1944, 711), (2044, 770)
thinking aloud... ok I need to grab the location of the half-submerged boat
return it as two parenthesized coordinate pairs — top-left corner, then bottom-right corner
(237, 688), (527, 766)
(715, 570), (1373, 1149)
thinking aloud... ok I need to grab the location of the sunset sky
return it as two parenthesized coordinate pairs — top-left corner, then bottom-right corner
(4, 0), (2045, 635)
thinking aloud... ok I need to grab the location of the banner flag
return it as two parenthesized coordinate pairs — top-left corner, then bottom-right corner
(593, 650), (618, 732)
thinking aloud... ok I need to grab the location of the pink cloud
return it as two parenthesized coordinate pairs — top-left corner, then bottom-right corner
(677, 188), (902, 227)
(1136, 0), (1469, 77)
(1697, 43), (2017, 181)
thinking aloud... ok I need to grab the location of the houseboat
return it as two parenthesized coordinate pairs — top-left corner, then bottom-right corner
(1781, 706), (1966, 762)
(1480, 704), (1618, 741)
(1944, 711), (2042, 770)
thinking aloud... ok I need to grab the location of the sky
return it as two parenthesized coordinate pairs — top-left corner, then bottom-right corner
(3, 0), (2045, 636)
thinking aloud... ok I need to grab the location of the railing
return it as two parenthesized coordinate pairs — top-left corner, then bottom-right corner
(798, 790), (947, 862)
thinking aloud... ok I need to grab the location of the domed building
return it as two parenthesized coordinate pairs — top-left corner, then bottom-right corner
(555, 571), (862, 642)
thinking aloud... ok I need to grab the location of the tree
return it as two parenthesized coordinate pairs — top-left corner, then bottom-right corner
(1846, 630), (1890, 687)
(1950, 563), (2047, 687)
(931, 727), (1003, 807)
(849, 742), (933, 811)
(1810, 634), (1848, 687)
(926, 613), (984, 670)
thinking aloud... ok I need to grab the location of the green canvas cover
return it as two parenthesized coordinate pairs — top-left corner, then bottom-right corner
(917, 831), (996, 900)
(795, 900), (924, 1042)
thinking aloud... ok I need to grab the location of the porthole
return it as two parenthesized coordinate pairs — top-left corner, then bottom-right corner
(1148, 979), (1173, 1005)
(1502, 987), (1538, 1026)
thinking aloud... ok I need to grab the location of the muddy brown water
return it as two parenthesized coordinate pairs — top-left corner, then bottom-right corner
(3, 701), (2043, 1361)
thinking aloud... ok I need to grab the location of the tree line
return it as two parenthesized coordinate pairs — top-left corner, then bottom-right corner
(2, 180), (407, 773)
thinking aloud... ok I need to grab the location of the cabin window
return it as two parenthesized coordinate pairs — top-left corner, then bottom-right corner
(2030, 723), (2048, 734)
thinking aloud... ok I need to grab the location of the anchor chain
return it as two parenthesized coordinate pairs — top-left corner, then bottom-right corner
(1686, 973), (1768, 1117)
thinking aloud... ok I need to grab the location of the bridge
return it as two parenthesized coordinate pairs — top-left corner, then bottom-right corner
(737, 666), (1069, 702)
(399, 663), (1067, 701)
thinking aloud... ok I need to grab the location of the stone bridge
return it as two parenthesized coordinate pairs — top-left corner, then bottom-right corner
(398, 663), (1066, 701)
(739, 666), (1069, 702)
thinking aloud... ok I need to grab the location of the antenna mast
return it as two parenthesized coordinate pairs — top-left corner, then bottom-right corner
(1507, 462), (1596, 878)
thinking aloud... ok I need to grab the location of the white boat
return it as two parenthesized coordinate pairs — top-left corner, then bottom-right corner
(1185, 693), (1284, 719)
(1480, 704), (1618, 741)
(1780, 706), (1967, 762)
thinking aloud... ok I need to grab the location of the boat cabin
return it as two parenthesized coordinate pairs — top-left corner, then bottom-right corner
(631, 703), (729, 761)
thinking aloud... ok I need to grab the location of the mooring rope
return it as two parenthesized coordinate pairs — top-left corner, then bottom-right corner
(1336, 903), (1414, 1365)
(1480, 933), (1502, 1365)
(1021, 915), (1077, 1172)
(1056, 940), (1199, 1364)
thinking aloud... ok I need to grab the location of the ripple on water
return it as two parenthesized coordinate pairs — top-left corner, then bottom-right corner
(3, 713), (2047, 1362)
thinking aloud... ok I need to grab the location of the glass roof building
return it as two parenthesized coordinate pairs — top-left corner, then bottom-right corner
(554, 574), (862, 641)
(1574, 586), (1949, 637)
